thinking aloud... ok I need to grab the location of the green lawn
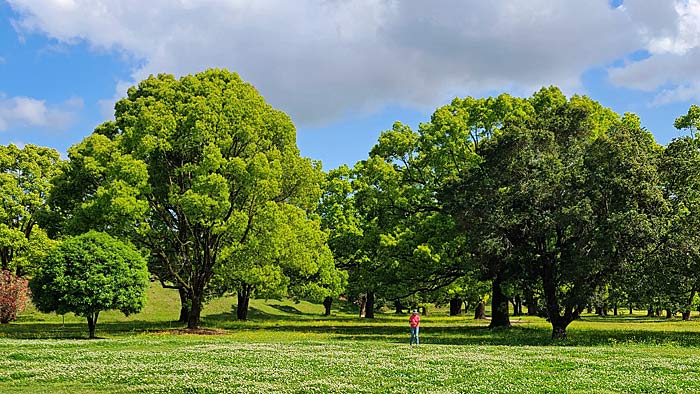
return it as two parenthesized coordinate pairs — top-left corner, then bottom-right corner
(2, 285), (700, 393)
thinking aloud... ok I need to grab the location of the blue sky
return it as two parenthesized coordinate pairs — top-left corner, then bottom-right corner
(1, 1), (700, 170)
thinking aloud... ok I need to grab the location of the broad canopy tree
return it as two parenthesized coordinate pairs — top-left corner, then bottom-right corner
(52, 69), (343, 328)
(443, 88), (663, 338)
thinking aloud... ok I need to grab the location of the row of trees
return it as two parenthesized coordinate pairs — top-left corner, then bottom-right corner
(1, 70), (347, 335)
(322, 88), (700, 339)
(1, 69), (699, 340)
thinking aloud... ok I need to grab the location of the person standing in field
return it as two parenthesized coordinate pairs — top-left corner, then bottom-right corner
(409, 309), (420, 345)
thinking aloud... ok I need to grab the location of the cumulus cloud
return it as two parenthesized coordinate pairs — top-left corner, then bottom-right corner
(0, 94), (82, 131)
(6, 0), (682, 124)
(610, 0), (700, 105)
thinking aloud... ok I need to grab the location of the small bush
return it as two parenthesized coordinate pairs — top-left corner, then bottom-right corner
(0, 270), (30, 323)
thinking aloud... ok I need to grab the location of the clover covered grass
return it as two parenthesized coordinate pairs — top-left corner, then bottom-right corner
(2, 285), (700, 393)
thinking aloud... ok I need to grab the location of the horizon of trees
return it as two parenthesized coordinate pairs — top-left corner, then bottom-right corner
(1, 68), (700, 340)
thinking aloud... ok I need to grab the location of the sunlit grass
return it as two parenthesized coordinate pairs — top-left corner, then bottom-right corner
(4, 284), (700, 392)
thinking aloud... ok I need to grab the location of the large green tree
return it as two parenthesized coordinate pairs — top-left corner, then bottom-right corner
(30, 231), (149, 338)
(106, 69), (332, 328)
(444, 88), (663, 338)
(0, 144), (61, 275)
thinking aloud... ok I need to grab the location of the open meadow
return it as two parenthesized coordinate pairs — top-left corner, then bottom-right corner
(1, 285), (700, 393)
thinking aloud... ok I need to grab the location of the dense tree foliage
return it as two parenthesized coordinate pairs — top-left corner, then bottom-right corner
(51, 69), (344, 327)
(30, 231), (149, 338)
(0, 144), (60, 275)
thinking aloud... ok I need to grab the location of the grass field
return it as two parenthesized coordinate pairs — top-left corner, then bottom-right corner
(2, 285), (700, 393)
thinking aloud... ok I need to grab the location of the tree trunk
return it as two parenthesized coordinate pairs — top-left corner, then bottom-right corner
(474, 301), (486, 319)
(665, 309), (673, 319)
(323, 296), (333, 316)
(541, 259), (577, 340)
(613, 306), (618, 316)
(683, 287), (696, 321)
(655, 308), (662, 317)
(187, 294), (203, 328)
(489, 275), (510, 328)
(86, 311), (99, 339)
(526, 296), (538, 316)
(358, 295), (366, 317)
(514, 294), (523, 316)
(236, 286), (252, 321)
(394, 300), (403, 314)
(178, 287), (190, 323)
(551, 320), (568, 340)
(449, 298), (462, 316)
(420, 305), (428, 316)
(364, 292), (375, 319)
(629, 304), (633, 315)
(646, 306), (654, 317)
(586, 305), (592, 314)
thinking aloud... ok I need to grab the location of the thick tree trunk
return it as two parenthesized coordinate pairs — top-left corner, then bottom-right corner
(421, 305), (428, 317)
(682, 310), (691, 321)
(551, 320), (568, 340)
(541, 259), (578, 340)
(629, 304), (633, 315)
(86, 311), (99, 339)
(655, 308), (662, 317)
(489, 275), (510, 328)
(323, 296), (333, 316)
(394, 300), (403, 314)
(613, 306), (618, 316)
(474, 301), (486, 319)
(236, 287), (252, 321)
(187, 295), (203, 328)
(586, 305), (593, 314)
(364, 292), (375, 319)
(665, 309), (673, 319)
(178, 287), (190, 323)
(646, 306), (654, 317)
(449, 298), (462, 316)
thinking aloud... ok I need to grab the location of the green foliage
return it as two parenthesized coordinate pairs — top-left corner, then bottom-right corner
(100, 69), (340, 325)
(0, 144), (61, 275)
(30, 231), (149, 337)
(673, 104), (700, 135)
(46, 131), (149, 238)
(443, 87), (664, 337)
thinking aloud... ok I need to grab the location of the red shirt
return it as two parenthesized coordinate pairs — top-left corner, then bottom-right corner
(409, 314), (420, 328)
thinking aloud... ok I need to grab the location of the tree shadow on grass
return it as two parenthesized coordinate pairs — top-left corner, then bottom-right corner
(233, 320), (700, 348)
(0, 320), (185, 340)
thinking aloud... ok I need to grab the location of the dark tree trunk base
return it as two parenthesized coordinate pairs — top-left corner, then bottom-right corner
(364, 292), (375, 319)
(474, 302), (486, 320)
(323, 296), (333, 316)
(489, 276), (510, 328)
(449, 298), (462, 316)
(237, 291), (251, 321)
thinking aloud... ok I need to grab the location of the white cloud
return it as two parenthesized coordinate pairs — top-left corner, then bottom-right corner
(0, 94), (82, 131)
(610, 0), (700, 105)
(6, 0), (677, 124)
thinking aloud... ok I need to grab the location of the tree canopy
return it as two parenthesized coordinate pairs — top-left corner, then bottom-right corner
(30, 231), (149, 338)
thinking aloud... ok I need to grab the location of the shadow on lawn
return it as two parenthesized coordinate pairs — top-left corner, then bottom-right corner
(6, 310), (700, 347)
(0, 320), (184, 340)
(255, 322), (700, 347)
